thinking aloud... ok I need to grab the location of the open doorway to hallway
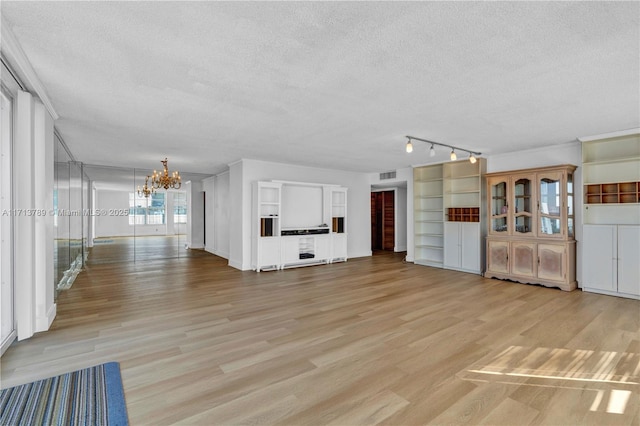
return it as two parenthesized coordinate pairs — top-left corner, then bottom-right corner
(370, 185), (407, 256)
(371, 190), (394, 251)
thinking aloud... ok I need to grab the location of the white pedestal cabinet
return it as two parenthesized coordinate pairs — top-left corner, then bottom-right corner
(444, 222), (481, 273)
(582, 225), (640, 298)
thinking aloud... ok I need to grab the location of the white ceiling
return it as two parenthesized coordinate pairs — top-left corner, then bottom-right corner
(2, 1), (639, 176)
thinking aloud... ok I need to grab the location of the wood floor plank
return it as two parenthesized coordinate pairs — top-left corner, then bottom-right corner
(1, 244), (638, 425)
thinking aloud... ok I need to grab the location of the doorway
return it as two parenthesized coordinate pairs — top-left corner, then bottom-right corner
(371, 190), (395, 251)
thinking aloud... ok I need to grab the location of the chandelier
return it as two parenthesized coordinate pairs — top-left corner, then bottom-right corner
(137, 175), (155, 198)
(151, 157), (181, 190)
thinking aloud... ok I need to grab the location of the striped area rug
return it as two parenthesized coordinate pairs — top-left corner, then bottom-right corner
(0, 362), (128, 425)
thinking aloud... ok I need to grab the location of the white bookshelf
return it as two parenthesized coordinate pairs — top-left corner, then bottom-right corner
(443, 158), (486, 274)
(581, 130), (640, 298)
(414, 164), (444, 267)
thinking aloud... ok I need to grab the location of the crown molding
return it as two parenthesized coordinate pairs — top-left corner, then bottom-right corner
(578, 127), (640, 142)
(1, 17), (59, 120)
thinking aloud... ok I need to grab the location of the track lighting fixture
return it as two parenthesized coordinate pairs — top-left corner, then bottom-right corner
(404, 135), (481, 163)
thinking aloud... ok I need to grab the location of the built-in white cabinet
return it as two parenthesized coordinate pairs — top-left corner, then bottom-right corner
(444, 222), (481, 273)
(252, 180), (347, 271)
(252, 181), (282, 271)
(413, 164), (444, 267)
(329, 187), (348, 262)
(414, 158), (486, 274)
(582, 225), (640, 299)
(580, 130), (639, 299)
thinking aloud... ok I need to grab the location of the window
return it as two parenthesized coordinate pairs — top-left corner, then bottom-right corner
(129, 192), (165, 225)
(173, 192), (187, 224)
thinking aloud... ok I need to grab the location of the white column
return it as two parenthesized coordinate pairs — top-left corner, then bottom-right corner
(166, 191), (175, 235)
(228, 161), (245, 269)
(33, 101), (56, 332)
(14, 91), (35, 340)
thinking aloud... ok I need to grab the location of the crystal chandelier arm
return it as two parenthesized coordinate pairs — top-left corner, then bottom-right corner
(149, 157), (181, 190)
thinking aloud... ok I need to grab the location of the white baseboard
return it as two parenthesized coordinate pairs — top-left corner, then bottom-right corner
(228, 259), (245, 270)
(35, 303), (57, 332)
(348, 250), (373, 259)
(0, 330), (16, 356)
(206, 247), (229, 259)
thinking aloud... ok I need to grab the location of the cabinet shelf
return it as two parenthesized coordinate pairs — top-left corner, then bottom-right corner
(415, 178), (443, 183)
(582, 155), (640, 166)
(444, 189), (480, 194)
(416, 244), (443, 249)
(447, 207), (480, 222)
(584, 181), (640, 204)
(448, 173), (481, 179)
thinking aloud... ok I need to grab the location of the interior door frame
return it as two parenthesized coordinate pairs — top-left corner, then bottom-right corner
(371, 188), (397, 252)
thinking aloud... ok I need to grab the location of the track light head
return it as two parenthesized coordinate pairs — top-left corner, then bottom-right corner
(404, 135), (481, 163)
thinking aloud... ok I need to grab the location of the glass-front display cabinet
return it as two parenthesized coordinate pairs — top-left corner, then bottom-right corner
(484, 164), (577, 291)
(488, 176), (508, 235)
(513, 174), (534, 236)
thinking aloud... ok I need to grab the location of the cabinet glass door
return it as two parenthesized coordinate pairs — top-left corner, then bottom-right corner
(489, 177), (508, 235)
(512, 176), (534, 235)
(538, 172), (563, 237)
(567, 172), (574, 238)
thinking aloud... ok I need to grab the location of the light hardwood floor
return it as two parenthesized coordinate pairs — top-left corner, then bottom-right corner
(2, 250), (639, 425)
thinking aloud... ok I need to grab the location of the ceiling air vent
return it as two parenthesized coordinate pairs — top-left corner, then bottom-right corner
(379, 171), (396, 180)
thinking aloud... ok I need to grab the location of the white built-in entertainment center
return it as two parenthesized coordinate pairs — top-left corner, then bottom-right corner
(252, 180), (348, 271)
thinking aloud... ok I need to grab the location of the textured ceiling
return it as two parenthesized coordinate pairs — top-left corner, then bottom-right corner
(2, 1), (639, 175)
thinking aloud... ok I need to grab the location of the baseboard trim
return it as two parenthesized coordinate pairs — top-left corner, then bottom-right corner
(35, 303), (56, 332)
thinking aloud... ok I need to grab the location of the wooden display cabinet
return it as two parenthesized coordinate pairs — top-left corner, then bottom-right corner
(484, 164), (577, 291)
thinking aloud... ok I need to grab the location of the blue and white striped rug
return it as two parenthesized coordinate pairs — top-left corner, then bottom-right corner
(0, 362), (128, 425)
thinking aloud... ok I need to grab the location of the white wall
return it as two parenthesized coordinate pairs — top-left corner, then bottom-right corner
(203, 172), (230, 259)
(486, 142), (581, 173)
(94, 189), (190, 238)
(94, 189), (163, 237)
(186, 181), (205, 249)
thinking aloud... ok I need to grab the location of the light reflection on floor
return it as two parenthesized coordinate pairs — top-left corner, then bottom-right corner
(459, 345), (640, 415)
